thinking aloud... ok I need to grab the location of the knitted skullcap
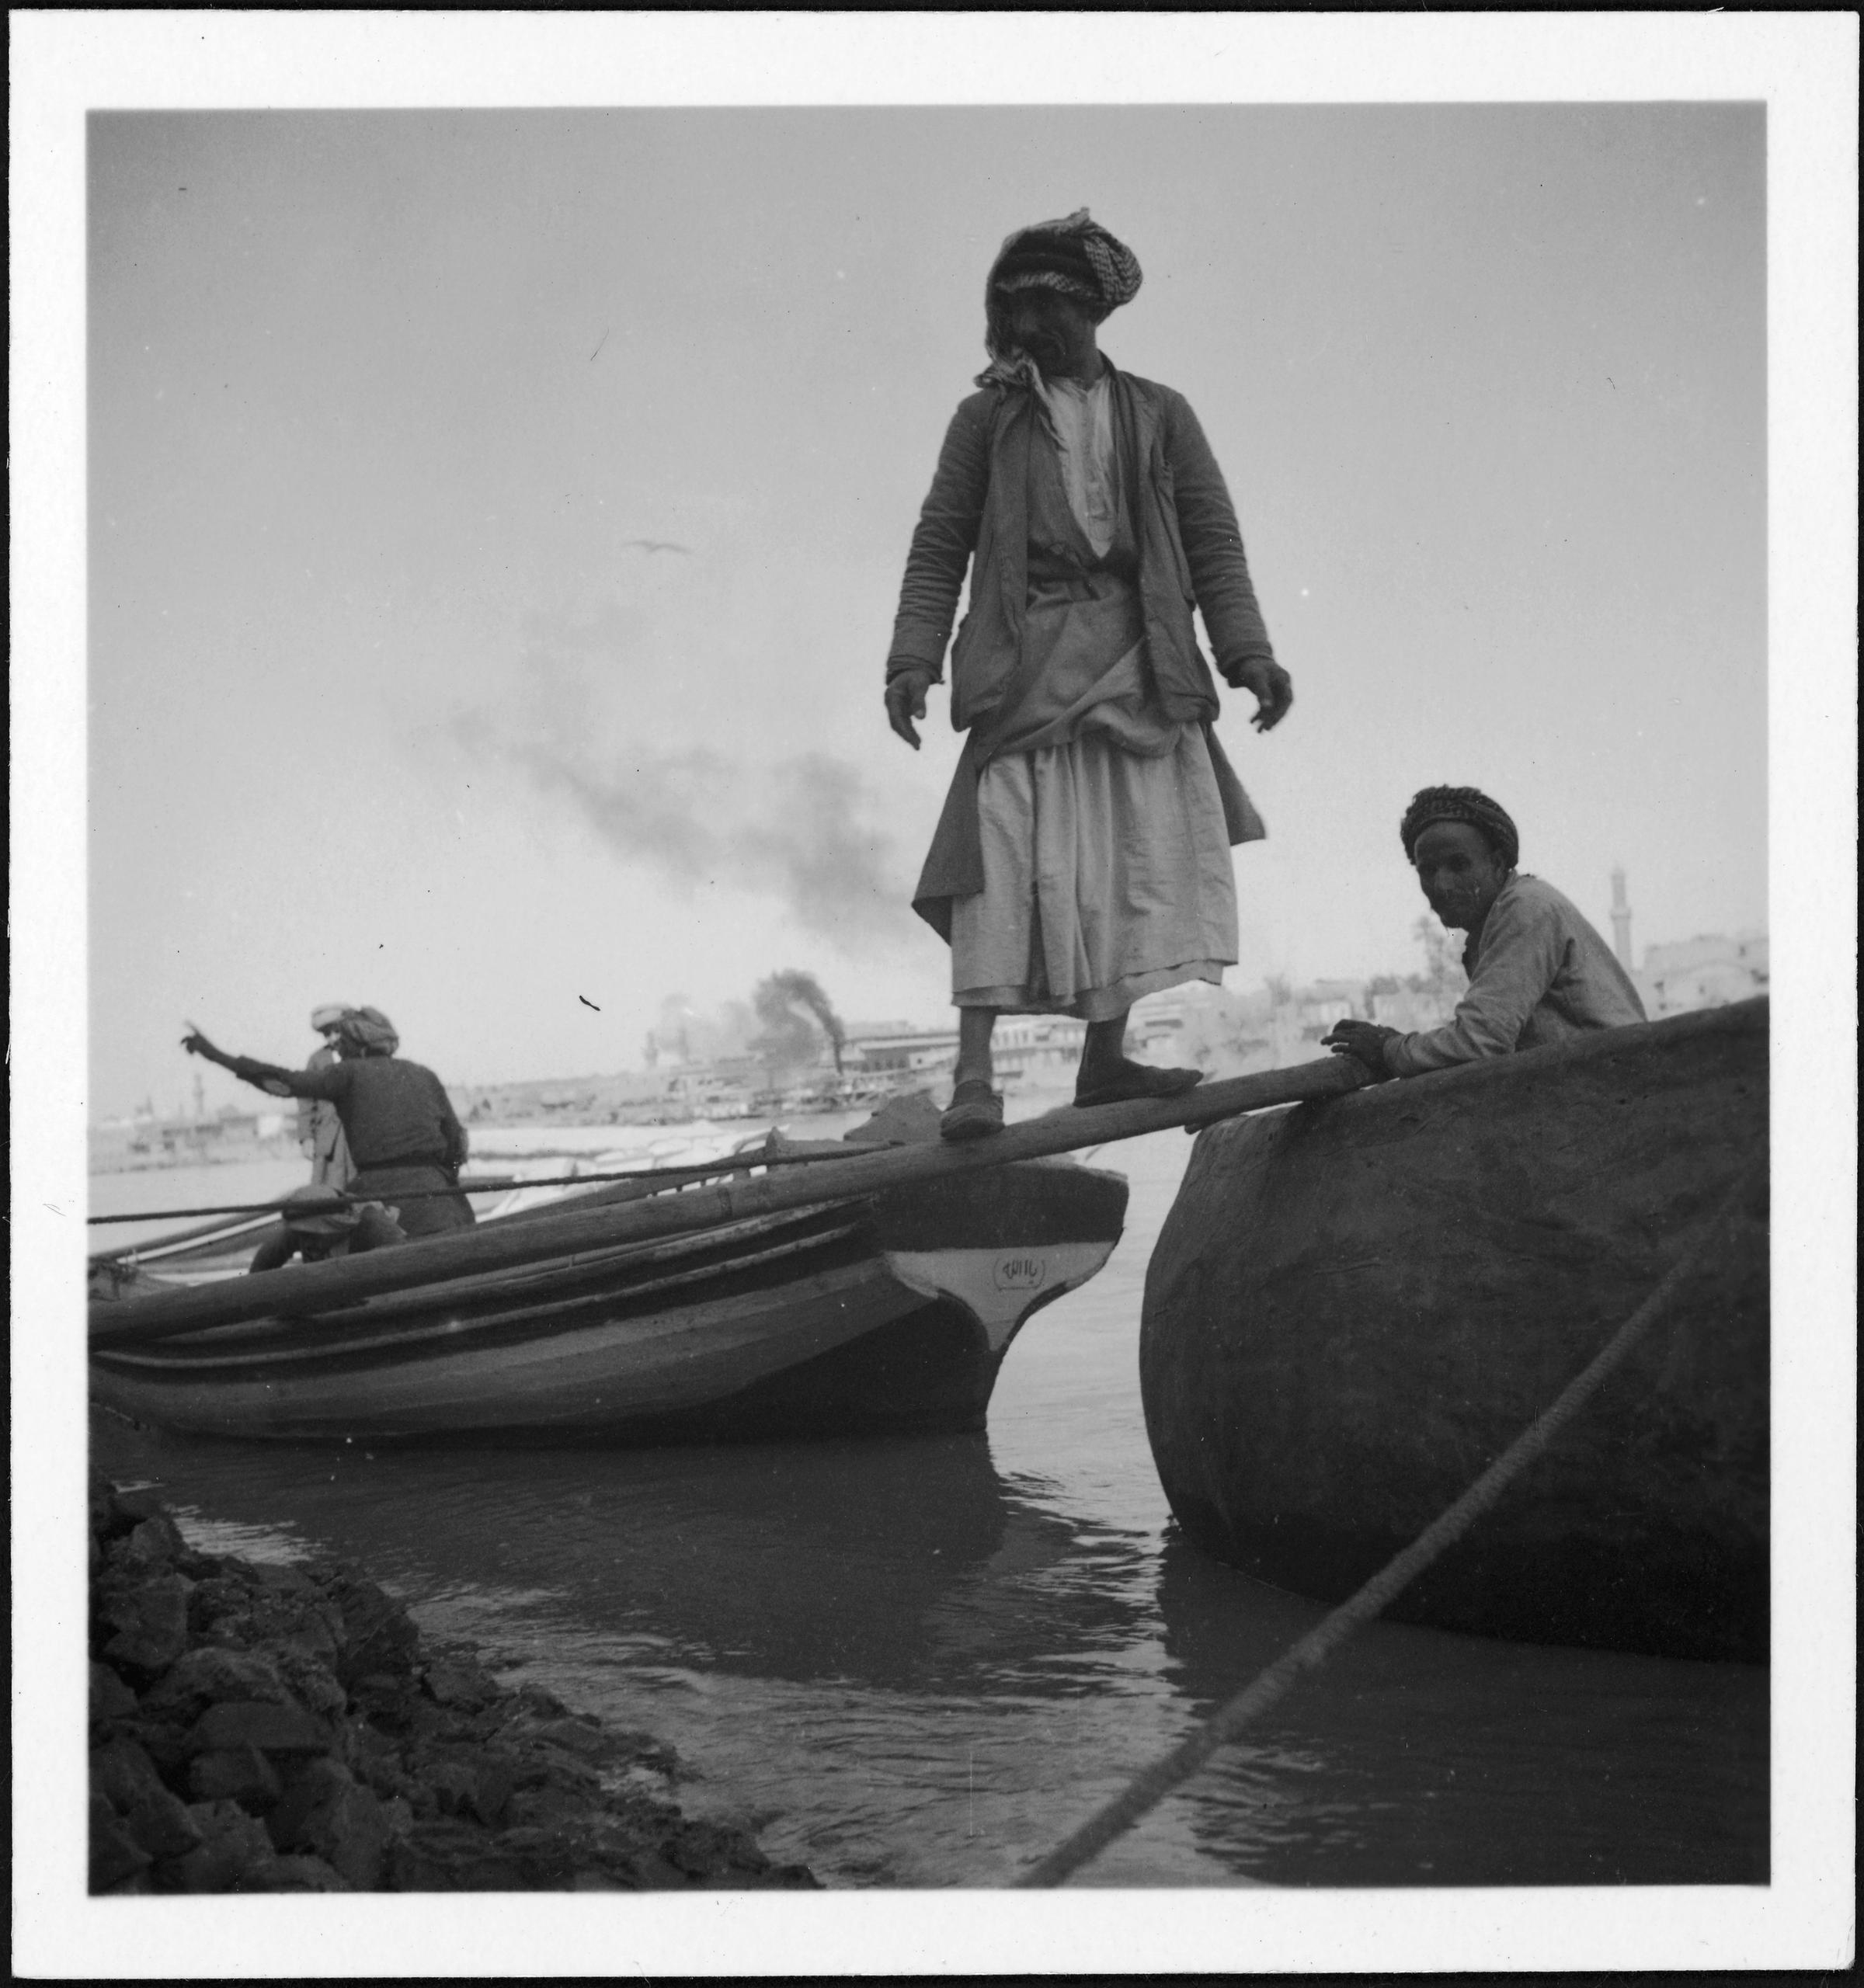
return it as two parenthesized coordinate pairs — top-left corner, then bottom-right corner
(1399, 787), (1520, 869)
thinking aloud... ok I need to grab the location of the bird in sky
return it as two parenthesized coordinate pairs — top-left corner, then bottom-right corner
(579, 995), (602, 1011)
(619, 539), (693, 556)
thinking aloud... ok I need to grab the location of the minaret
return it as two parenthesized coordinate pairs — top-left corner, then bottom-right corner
(1609, 864), (1633, 971)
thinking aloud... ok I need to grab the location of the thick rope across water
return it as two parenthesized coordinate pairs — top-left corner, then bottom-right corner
(1013, 1156), (1764, 1889)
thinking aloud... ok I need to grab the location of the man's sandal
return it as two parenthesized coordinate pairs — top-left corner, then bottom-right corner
(1073, 1065), (1205, 1110)
(940, 1079), (1006, 1142)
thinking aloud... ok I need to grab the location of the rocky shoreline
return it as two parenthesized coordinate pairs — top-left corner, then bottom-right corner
(89, 1472), (819, 1893)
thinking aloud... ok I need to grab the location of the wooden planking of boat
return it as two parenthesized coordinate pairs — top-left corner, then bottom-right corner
(1140, 999), (1768, 1663)
(90, 1110), (1128, 1447)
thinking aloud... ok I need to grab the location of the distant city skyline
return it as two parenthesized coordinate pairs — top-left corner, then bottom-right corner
(89, 891), (1770, 1125)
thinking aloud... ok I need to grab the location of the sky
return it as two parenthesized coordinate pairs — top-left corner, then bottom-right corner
(82, 96), (1774, 1118)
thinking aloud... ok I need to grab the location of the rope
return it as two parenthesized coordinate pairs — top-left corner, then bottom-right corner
(1014, 1155), (1764, 1889)
(84, 1144), (869, 1227)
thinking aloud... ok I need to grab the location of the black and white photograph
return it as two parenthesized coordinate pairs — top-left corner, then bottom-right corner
(12, 12), (1855, 1979)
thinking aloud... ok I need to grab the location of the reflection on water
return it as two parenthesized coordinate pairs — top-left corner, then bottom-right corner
(89, 1125), (1767, 1888)
(1153, 1534), (1768, 1887)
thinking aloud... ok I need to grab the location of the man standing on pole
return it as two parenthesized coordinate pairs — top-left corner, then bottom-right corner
(885, 210), (1294, 1140)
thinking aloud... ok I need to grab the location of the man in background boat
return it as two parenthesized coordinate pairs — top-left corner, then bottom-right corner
(300, 1003), (356, 1190)
(183, 1006), (477, 1238)
(885, 209), (1293, 1142)
(248, 1184), (406, 1273)
(1324, 786), (1647, 1082)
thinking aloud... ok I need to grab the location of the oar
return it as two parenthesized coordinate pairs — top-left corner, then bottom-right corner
(88, 1056), (1370, 1349)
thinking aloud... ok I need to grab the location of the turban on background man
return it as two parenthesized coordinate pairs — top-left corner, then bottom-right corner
(1399, 786), (1521, 871)
(337, 1006), (400, 1058)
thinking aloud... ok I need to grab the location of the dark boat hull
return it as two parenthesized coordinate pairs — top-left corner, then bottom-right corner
(92, 1159), (1128, 1447)
(1139, 1002), (1768, 1662)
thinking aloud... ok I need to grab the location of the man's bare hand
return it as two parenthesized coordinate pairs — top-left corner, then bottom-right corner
(885, 668), (934, 749)
(1322, 1020), (1398, 1083)
(1228, 657), (1294, 732)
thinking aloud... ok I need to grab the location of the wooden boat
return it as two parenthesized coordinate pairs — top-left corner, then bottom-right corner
(90, 1151), (1128, 1446)
(1139, 999), (1768, 1663)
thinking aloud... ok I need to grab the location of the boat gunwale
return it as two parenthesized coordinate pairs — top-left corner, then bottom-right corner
(91, 1218), (875, 1375)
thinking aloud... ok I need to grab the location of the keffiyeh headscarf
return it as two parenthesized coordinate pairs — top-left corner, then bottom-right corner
(1399, 787), (1521, 870)
(977, 209), (1142, 388)
(336, 1006), (400, 1058)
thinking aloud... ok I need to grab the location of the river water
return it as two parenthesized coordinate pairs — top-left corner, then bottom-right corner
(88, 1118), (1767, 1889)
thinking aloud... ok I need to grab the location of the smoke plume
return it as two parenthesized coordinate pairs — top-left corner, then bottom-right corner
(752, 970), (846, 1075)
(454, 716), (920, 951)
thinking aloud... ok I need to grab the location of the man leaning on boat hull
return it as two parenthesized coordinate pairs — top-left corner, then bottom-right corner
(1326, 786), (1647, 1081)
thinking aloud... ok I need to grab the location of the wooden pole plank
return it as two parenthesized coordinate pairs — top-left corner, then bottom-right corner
(89, 1057), (1369, 1347)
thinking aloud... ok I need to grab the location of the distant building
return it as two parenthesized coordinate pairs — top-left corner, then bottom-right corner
(840, 1027), (959, 1080)
(89, 1103), (296, 1173)
(1369, 985), (1462, 1033)
(1638, 932), (1768, 1017)
(1610, 865), (1635, 971)
(991, 1016), (1087, 1087)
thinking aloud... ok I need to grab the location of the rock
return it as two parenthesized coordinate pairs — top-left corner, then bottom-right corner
(385, 1820), (532, 1892)
(532, 1745), (601, 1795)
(511, 1682), (572, 1720)
(265, 1756), (398, 1888)
(273, 1650), (349, 1719)
(423, 1656), (499, 1711)
(107, 1485), (171, 1531)
(189, 1569), (346, 1664)
(662, 1817), (757, 1879)
(342, 1722), (412, 1801)
(118, 1514), (188, 1567)
(190, 1744), (283, 1811)
(92, 1739), (205, 1862)
(505, 1784), (595, 1832)
(309, 1779), (398, 1889)
(98, 1569), (192, 1675)
(252, 1560), (318, 1596)
(142, 1646), (292, 1723)
(165, 1799), (283, 1893)
(108, 1715), (194, 1777)
(186, 1573), (263, 1640)
(89, 1791), (153, 1892)
(126, 1786), (210, 1862)
(421, 1754), (516, 1828)
(321, 1570), (420, 1685)
(188, 1698), (332, 1759)
(349, 1673), (420, 1731)
(85, 1472), (817, 1894)
(270, 1854), (352, 1892)
(516, 1715), (614, 1760)
(90, 1660), (139, 1724)
(266, 1757), (355, 1851)
(91, 1736), (168, 1812)
(101, 1868), (159, 1896)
